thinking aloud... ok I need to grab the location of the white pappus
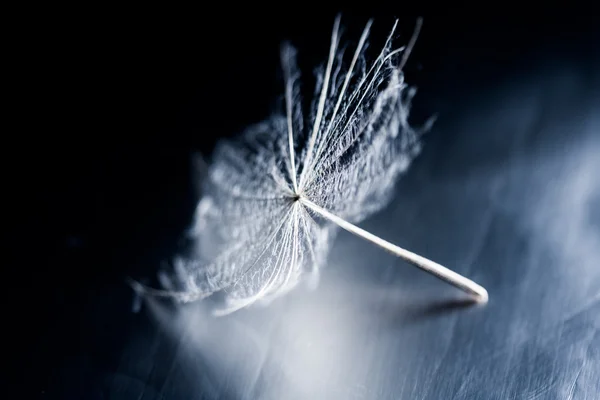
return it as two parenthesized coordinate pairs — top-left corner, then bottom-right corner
(131, 16), (488, 315)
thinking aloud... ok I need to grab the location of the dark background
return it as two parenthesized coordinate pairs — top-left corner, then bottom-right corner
(18, 6), (599, 399)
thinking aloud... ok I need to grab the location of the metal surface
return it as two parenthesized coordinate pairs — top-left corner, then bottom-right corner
(41, 26), (599, 400)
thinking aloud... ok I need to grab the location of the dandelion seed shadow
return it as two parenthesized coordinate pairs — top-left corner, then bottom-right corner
(339, 280), (484, 327)
(402, 297), (479, 321)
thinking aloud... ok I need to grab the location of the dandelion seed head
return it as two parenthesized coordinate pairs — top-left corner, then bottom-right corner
(160, 17), (431, 315)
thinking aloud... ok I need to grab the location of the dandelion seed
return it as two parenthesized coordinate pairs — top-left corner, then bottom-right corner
(131, 16), (488, 315)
